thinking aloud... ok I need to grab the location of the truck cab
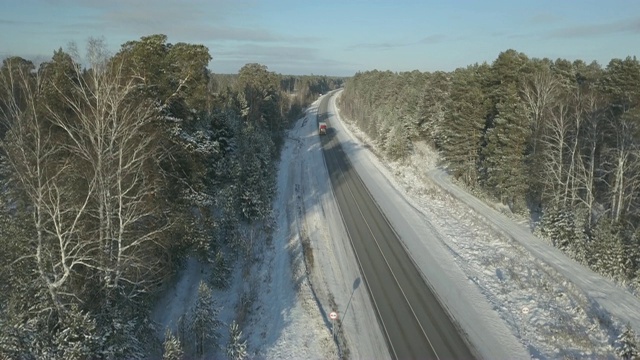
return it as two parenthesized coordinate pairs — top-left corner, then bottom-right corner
(318, 122), (327, 135)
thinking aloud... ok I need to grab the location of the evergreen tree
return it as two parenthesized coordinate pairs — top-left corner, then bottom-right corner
(599, 56), (640, 111)
(486, 49), (530, 106)
(382, 121), (411, 160)
(441, 65), (488, 187)
(615, 325), (640, 360)
(589, 217), (630, 282)
(226, 320), (248, 360)
(162, 328), (184, 360)
(211, 249), (232, 289)
(537, 206), (589, 262)
(418, 71), (451, 144)
(235, 63), (283, 138)
(482, 84), (531, 211)
(189, 281), (222, 356)
(236, 126), (276, 221)
(54, 304), (101, 360)
(539, 206), (577, 250)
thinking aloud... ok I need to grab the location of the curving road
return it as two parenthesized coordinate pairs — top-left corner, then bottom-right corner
(318, 93), (476, 359)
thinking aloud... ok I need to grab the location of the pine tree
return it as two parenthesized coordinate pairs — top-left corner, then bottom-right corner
(441, 65), (488, 187)
(211, 249), (231, 289)
(162, 328), (184, 360)
(615, 325), (639, 360)
(482, 84), (531, 211)
(419, 71), (450, 143)
(226, 320), (248, 360)
(189, 281), (222, 356)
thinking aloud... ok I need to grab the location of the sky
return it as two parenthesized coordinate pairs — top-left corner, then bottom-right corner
(1, 0), (639, 76)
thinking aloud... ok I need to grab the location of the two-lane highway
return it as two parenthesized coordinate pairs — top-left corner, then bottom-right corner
(319, 93), (476, 359)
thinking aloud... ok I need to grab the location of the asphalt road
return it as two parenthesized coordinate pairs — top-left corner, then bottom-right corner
(318, 93), (476, 360)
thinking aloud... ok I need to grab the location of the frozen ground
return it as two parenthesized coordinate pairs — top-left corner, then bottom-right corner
(152, 91), (640, 359)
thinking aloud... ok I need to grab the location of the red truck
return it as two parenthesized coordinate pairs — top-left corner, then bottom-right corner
(318, 122), (327, 135)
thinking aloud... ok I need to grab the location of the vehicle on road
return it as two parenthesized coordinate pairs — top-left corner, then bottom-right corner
(318, 121), (327, 135)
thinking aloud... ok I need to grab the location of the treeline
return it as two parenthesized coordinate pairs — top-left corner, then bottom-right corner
(211, 73), (344, 124)
(0, 34), (338, 358)
(339, 50), (640, 289)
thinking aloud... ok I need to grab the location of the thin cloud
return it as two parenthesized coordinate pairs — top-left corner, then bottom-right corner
(42, 0), (276, 43)
(217, 44), (319, 62)
(0, 19), (19, 25)
(350, 41), (410, 50)
(547, 16), (640, 38)
(350, 34), (446, 50)
(212, 44), (353, 75)
(45, 0), (257, 19)
(530, 12), (562, 24)
(507, 32), (535, 39)
(420, 34), (446, 44)
(0, 18), (43, 25)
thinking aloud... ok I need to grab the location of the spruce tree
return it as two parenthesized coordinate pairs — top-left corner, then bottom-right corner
(226, 320), (248, 360)
(589, 217), (629, 281)
(162, 328), (184, 360)
(54, 305), (101, 360)
(615, 325), (639, 360)
(189, 281), (222, 356)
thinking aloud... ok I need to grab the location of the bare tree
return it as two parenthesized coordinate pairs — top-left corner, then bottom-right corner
(604, 110), (640, 222)
(564, 86), (588, 207)
(0, 58), (96, 313)
(45, 40), (170, 300)
(541, 101), (571, 206)
(573, 90), (604, 225)
(541, 84), (603, 214)
(522, 67), (560, 156)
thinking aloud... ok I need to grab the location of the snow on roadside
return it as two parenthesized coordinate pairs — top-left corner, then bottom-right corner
(151, 103), (337, 359)
(152, 88), (640, 359)
(328, 91), (636, 359)
(293, 102), (390, 359)
(241, 98), (389, 359)
(242, 103), (335, 359)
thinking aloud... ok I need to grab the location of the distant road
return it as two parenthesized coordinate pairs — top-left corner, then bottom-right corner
(318, 93), (476, 359)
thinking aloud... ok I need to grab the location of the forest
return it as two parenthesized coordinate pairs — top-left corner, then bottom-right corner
(0, 34), (342, 358)
(339, 49), (640, 293)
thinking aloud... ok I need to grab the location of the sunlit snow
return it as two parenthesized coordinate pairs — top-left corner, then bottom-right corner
(154, 91), (640, 359)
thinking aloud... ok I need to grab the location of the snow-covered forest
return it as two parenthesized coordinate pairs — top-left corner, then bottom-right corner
(0, 34), (342, 358)
(2, 32), (639, 358)
(339, 50), (640, 293)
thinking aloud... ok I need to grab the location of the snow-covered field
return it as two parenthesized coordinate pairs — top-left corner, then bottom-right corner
(153, 91), (640, 359)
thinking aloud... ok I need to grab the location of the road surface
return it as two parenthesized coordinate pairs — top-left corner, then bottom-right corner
(318, 93), (477, 359)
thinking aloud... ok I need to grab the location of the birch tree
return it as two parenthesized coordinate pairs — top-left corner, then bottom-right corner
(541, 100), (571, 206)
(47, 39), (170, 302)
(604, 112), (640, 222)
(574, 89), (605, 226)
(599, 57), (640, 222)
(0, 56), (95, 313)
(0, 55), (109, 358)
(521, 63), (559, 157)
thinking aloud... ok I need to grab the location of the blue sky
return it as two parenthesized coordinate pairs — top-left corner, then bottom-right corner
(1, 0), (639, 76)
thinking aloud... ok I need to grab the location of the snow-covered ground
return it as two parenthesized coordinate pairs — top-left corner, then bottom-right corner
(153, 90), (640, 359)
